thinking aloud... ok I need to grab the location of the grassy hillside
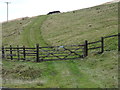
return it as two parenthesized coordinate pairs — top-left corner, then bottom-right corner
(2, 2), (118, 88)
(2, 15), (48, 47)
(41, 3), (118, 46)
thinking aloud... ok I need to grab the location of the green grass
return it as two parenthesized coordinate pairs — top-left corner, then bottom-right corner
(21, 15), (49, 47)
(2, 15), (48, 47)
(2, 50), (118, 88)
(41, 3), (118, 46)
(2, 2), (118, 88)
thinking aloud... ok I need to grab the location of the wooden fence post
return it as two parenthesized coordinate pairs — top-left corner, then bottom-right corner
(118, 33), (120, 52)
(101, 37), (104, 53)
(10, 45), (13, 60)
(2, 46), (5, 58)
(36, 44), (39, 62)
(23, 46), (26, 60)
(17, 45), (20, 60)
(84, 40), (88, 57)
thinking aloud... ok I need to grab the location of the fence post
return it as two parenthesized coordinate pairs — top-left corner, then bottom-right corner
(101, 37), (104, 53)
(10, 45), (13, 60)
(36, 44), (39, 62)
(84, 40), (88, 57)
(23, 45), (26, 60)
(17, 45), (20, 60)
(2, 46), (5, 58)
(118, 33), (120, 52)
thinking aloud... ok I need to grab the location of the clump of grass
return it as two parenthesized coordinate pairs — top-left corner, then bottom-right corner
(2, 63), (42, 80)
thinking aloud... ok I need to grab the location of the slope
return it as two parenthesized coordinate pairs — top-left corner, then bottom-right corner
(2, 15), (48, 47)
(2, 2), (118, 88)
(41, 3), (118, 46)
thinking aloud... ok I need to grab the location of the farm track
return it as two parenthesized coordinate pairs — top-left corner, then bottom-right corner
(52, 61), (98, 88)
(2, 2), (118, 87)
(24, 16), (60, 86)
(52, 61), (81, 87)
(22, 15), (48, 47)
(20, 15), (97, 87)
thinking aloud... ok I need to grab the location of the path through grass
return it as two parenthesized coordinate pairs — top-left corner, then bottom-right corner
(2, 2), (118, 88)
